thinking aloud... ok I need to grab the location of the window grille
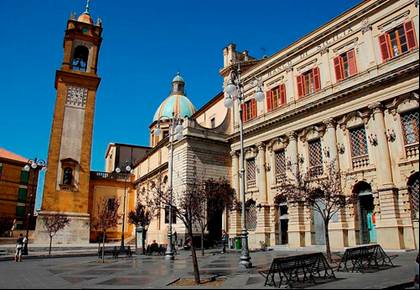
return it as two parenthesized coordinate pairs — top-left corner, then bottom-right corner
(275, 150), (287, 183)
(401, 110), (419, 145)
(308, 139), (323, 176)
(246, 159), (256, 188)
(246, 203), (257, 231)
(408, 176), (419, 220)
(350, 127), (369, 157)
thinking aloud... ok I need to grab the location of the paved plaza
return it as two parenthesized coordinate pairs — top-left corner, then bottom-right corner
(0, 250), (417, 289)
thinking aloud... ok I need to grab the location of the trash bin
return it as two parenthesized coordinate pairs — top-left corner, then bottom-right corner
(235, 237), (242, 250)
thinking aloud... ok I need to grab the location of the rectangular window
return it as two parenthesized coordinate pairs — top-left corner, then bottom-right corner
(107, 198), (116, 212)
(275, 150), (287, 183)
(18, 188), (28, 202)
(210, 117), (216, 128)
(242, 99), (257, 122)
(401, 110), (419, 145)
(334, 49), (358, 81)
(380, 21), (417, 62)
(308, 139), (323, 176)
(246, 159), (256, 188)
(16, 206), (25, 218)
(297, 67), (321, 98)
(164, 206), (176, 224)
(349, 126), (369, 157)
(20, 170), (29, 184)
(266, 84), (286, 112)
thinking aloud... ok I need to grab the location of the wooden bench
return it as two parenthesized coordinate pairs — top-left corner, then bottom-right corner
(98, 247), (119, 259)
(337, 244), (395, 273)
(98, 246), (134, 259)
(260, 252), (336, 288)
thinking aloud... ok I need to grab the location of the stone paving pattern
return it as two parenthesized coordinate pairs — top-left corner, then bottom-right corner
(0, 250), (417, 289)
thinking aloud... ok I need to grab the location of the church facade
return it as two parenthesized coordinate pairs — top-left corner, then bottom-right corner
(36, 0), (418, 251)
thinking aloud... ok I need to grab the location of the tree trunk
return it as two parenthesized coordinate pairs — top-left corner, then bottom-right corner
(201, 229), (205, 256)
(324, 220), (332, 263)
(189, 226), (200, 284)
(49, 236), (53, 256)
(142, 230), (146, 255)
(102, 231), (106, 263)
(135, 228), (138, 255)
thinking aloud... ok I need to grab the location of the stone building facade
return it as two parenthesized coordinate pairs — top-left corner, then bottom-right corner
(223, 0), (419, 250)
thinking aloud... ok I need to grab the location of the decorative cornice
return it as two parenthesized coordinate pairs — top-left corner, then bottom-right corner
(368, 102), (384, 114)
(361, 18), (372, 34)
(230, 150), (239, 158)
(257, 142), (266, 152)
(323, 118), (336, 129)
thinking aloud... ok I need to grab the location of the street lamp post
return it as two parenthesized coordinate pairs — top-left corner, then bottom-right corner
(22, 158), (47, 256)
(115, 163), (132, 253)
(154, 113), (184, 261)
(223, 63), (265, 269)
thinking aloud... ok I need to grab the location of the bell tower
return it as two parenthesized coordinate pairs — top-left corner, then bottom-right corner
(35, 1), (102, 244)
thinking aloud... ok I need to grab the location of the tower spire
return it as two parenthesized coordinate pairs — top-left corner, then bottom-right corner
(85, 0), (90, 14)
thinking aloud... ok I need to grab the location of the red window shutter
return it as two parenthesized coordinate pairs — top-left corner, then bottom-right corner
(404, 21), (417, 50)
(279, 84), (286, 105)
(313, 67), (321, 92)
(266, 90), (272, 112)
(241, 103), (247, 122)
(347, 49), (358, 76)
(297, 75), (304, 98)
(379, 34), (390, 61)
(251, 99), (257, 119)
(334, 56), (343, 81)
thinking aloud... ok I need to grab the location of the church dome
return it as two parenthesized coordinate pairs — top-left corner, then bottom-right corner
(153, 74), (196, 122)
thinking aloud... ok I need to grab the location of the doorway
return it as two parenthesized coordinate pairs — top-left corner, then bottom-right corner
(278, 202), (289, 245)
(355, 182), (376, 244)
(313, 198), (326, 245)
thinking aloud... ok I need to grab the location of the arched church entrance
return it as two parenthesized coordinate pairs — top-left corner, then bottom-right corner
(354, 182), (376, 245)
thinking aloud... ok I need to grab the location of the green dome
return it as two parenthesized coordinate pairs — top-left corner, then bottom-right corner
(153, 94), (196, 122)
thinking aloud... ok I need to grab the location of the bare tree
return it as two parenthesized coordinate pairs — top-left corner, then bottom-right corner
(150, 175), (202, 284)
(42, 214), (71, 255)
(277, 160), (356, 262)
(128, 197), (156, 254)
(91, 198), (121, 262)
(195, 178), (236, 256)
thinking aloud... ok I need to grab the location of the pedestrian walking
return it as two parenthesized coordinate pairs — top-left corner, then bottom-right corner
(10, 219), (17, 238)
(15, 234), (24, 262)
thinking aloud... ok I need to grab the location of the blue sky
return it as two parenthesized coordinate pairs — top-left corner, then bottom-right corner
(0, 0), (360, 209)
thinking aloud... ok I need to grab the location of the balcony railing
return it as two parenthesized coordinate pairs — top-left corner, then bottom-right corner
(352, 155), (370, 169)
(247, 179), (256, 188)
(309, 165), (324, 177)
(90, 171), (130, 181)
(405, 143), (419, 159)
(276, 173), (287, 184)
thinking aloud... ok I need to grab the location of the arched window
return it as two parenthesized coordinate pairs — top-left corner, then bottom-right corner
(63, 167), (73, 185)
(408, 172), (419, 220)
(71, 46), (89, 72)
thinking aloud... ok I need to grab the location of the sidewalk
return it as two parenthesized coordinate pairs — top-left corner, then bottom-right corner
(0, 242), (123, 262)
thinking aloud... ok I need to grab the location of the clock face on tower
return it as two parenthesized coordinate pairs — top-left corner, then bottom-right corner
(66, 86), (88, 109)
